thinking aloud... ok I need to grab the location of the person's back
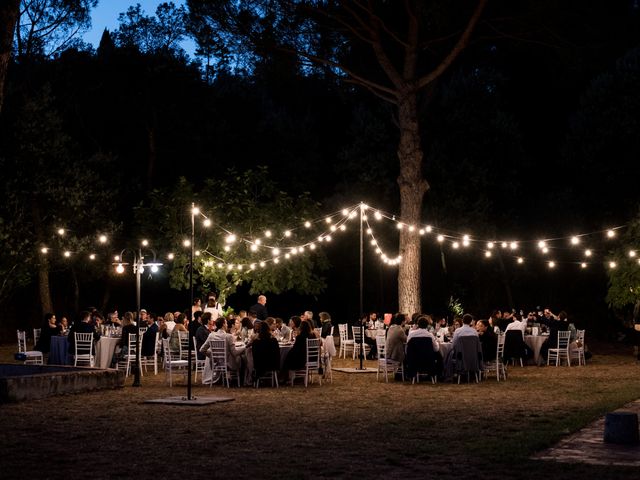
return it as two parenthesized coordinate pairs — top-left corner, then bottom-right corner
(252, 336), (280, 376)
(386, 321), (407, 363)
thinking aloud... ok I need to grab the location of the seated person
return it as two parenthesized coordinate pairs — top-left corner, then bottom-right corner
(475, 319), (497, 362)
(200, 317), (245, 384)
(385, 313), (407, 364)
(283, 320), (313, 373)
(452, 314), (478, 349)
(35, 313), (61, 354)
(117, 312), (138, 357)
(274, 317), (292, 342)
(169, 313), (188, 355)
(407, 316), (440, 353)
(68, 310), (101, 355)
(250, 321), (280, 380)
(141, 313), (159, 357)
(505, 312), (527, 335)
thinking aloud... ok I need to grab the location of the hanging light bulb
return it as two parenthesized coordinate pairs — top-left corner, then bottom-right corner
(419, 229), (425, 235)
(284, 230), (291, 237)
(501, 241), (508, 249)
(609, 261), (617, 269)
(370, 239), (377, 246)
(272, 248), (280, 256)
(509, 242), (518, 250)
(325, 217), (332, 224)
(584, 249), (592, 257)
(250, 244), (258, 252)
(57, 228), (65, 236)
(485, 251), (492, 258)
(40, 247), (48, 254)
(304, 221), (311, 228)
(452, 241), (460, 249)
(116, 264), (125, 274)
(408, 225), (415, 232)
(339, 225), (346, 231)
(98, 234), (108, 244)
(63, 251), (71, 258)
(437, 235), (445, 243)
(426, 225), (433, 233)
(396, 223), (404, 230)
(548, 261), (556, 269)
(265, 230), (272, 237)
(570, 236), (580, 245)
(151, 265), (159, 273)
(374, 211), (382, 220)
(191, 206), (200, 215)
(114, 255), (120, 262)
(581, 262), (587, 269)
(285, 253), (291, 259)
(606, 229), (615, 238)
(195, 250), (201, 256)
(629, 250), (637, 258)
(342, 208), (349, 216)
(517, 257), (524, 264)
(225, 234), (236, 244)
(538, 240), (546, 249)
(325, 235), (332, 242)
(224, 245), (231, 252)
(274, 258), (280, 264)
(250, 263), (256, 270)
(255, 239), (262, 245)
(309, 243), (316, 250)
(366, 228), (372, 234)
(183, 239), (191, 247)
(203, 218), (212, 227)
(167, 253), (174, 260)
(89, 253), (96, 260)
(141, 239), (149, 247)
(330, 225), (337, 232)
(487, 242), (494, 250)
(542, 247), (549, 254)
(259, 261), (266, 267)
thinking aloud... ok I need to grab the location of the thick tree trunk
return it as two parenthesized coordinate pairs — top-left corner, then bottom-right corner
(396, 94), (429, 315)
(31, 199), (53, 315)
(0, 0), (20, 113)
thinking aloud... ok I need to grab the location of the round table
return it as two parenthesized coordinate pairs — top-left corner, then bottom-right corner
(524, 335), (548, 365)
(95, 336), (120, 368)
(48, 335), (71, 365)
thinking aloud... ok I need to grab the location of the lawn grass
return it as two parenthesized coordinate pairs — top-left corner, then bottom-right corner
(1, 342), (639, 479)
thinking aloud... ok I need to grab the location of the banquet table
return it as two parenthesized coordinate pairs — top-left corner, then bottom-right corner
(524, 335), (548, 365)
(243, 342), (293, 385)
(48, 335), (72, 365)
(365, 328), (385, 340)
(437, 341), (453, 360)
(95, 336), (120, 369)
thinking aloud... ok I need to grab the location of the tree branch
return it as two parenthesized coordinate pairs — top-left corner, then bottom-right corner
(417, 0), (488, 90)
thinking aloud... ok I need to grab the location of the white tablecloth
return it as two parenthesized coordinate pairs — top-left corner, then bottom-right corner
(365, 329), (385, 339)
(524, 335), (548, 364)
(95, 337), (120, 369)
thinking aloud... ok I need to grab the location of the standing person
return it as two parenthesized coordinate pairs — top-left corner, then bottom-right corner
(192, 298), (202, 315)
(35, 313), (60, 353)
(204, 293), (224, 320)
(195, 312), (213, 359)
(250, 295), (268, 321)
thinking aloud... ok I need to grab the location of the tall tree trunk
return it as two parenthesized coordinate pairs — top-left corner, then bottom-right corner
(31, 199), (53, 315)
(0, 0), (20, 113)
(397, 94), (429, 315)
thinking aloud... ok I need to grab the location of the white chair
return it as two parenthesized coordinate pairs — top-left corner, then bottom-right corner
(322, 335), (336, 383)
(338, 324), (355, 359)
(375, 336), (403, 382)
(33, 328), (41, 349)
(117, 333), (142, 377)
(548, 330), (571, 367)
(178, 330), (191, 361)
(161, 338), (188, 387)
(141, 332), (159, 375)
(570, 329), (586, 366)
(208, 339), (241, 388)
(351, 326), (371, 360)
(17, 330), (43, 365)
(292, 338), (322, 387)
(192, 336), (206, 382)
(483, 334), (507, 382)
(74, 332), (95, 367)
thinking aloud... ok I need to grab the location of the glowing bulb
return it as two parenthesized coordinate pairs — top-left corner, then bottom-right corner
(607, 229), (615, 238)
(191, 207), (200, 215)
(609, 261), (617, 269)
(227, 264), (233, 270)
(542, 247), (549, 254)
(274, 258), (280, 264)
(57, 228), (65, 236)
(250, 244), (258, 252)
(89, 254), (96, 260)
(349, 211), (357, 219)
(517, 257), (524, 264)
(325, 217), (332, 224)
(409, 225), (415, 232)
(325, 235), (332, 242)
(548, 261), (556, 269)
(203, 219), (211, 227)
(304, 221), (311, 228)
(538, 241), (546, 249)
(138, 266), (144, 274)
(487, 242), (494, 249)
(330, 225), (337, 232)
(374, 211), (382, 220)
(463, 235), (470, 242)
(265, 230), (272, 237)
(299, 246), (305, 252)
(501, 242), (508, 249)
(284, 230), (291, 237)
(342, 208), (349, 216)
(167, 253), (174, 260)
(570, 236), (580, 245)
(581, 262), (587, 269)
(259, 261), (266, 267)
(452, 241), (460, 249)
(396, 223), (404, 230)
(250, 264), (256, 270)
(183, 239), (191, 247)
(309, 243), (316, 250)
(291, 248), (298, 254)
(584, 249), (592, 257)
(98, 235), (107, 244)
(114, 255), (120, 262)
(237, 265), (243, 271)
(285, 253), (291, 259)
(318, 236), (324, 242)
(225, 234), (236, 244)
(141, 239), (149, 247)
(510, 242), (518, 250)
(419, 229), (425, 235)
(223, 245), (230, 252)
(362, 215), (368, 221)
(366, 228), (372, 234)
(40, 247), (48, 254)
(195, 250), (201, 256)
(485, 251), (492, 258)
(629, 250), (637, 258)
(255, 239), (262, 245)
(116, 264), (125, 274)
(63, 251), (71, 258)
(151, 265), (159, 273)
(437, 235), (445, 243)
(370, 240), (377, 246)
(426, 225), (433, 233)
(340, 225), (346, 231)
(272, 248), (280, 256)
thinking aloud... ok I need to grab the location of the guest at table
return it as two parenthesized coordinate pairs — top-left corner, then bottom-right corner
(274, 317), (291, 342)
(56, 316), (69, 336)
(160, 312), (175, 339)
(118, 312), (138, 356)
(141, 312), (159, 357)
(283, 319), (314, 375)
(169, 313), (187, 353)
(251, 320), (280, 381)
(452, 314), (478, 348)
(189, 310), (203, 338)
(539, 310), (569, 361)
(200, 317), (244, 375)
(407, 316), (440, 353)
(385, 313), (407, 364)
(357, 313), (377, 360)
(105, 312), (121, 326)
(238, 316), (253, 343)
(302, 310), (318, 328)
(475, 319), (497, 361)
(505, 312), (527, 335)
(195, 312), (212, 360)
(36, 313), (60, 353)
(68, 311), (101, 354)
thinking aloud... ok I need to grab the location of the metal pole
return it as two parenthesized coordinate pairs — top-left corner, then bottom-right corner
(186, 203), (195, 400)
(132, 250), (142, 387)
(359, 203), (364, 370)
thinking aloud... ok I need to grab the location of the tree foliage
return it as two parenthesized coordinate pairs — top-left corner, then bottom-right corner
(606, 212), (640, 311)
(136, 168), (329, 303)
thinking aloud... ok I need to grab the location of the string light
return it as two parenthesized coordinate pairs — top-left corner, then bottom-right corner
(452, 241), (460, 249)
(57, 228), (65, 236)
(265, 230), (272, 237)
(89, 254), (96, 260)
(98, 235), (108, 244)
(203, 219), (211, 227)
(167, 253), (174, 260)
(485, 251), (492, 258)
(607, 229), (616, 238)
(487, 242), (494, 249)
(548, 261), (556, 269)
(517, 257), (524, 264)
(304, 221), (311, 228)
(426, 225), (432, 233)
(629, 250), (637, 258)
(437, 235), (445, 243)
(609, 261), (617, 269)
(225, 234), (236, 244)
(284, 230), (292, 237)
(183, 239), (191, 247)
(538, 241), (547, 249)
(40, 247), (48, 254)
(509, 242), (518, 250)
(116, 264), (125, 274)
(570, 236), (580, 245)
(141, 239), (149, 247)
(584, 249), (592, 257)
(191, 207), (200, 215)
(581, 262), (587, 268)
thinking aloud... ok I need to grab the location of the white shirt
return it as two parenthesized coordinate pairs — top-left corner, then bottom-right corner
(406, 328), (439, 352)
(505, 319), (526, 335)
(204, 302), (224, 320)
(452, 324), (478, 342)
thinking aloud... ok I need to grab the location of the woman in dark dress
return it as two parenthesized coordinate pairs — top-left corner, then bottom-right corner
(35, 313), (61, 353)
(283, 320), (313, 372)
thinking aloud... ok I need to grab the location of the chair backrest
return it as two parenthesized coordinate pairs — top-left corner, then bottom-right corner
(210, 339), (228, 371)
(338, 324), (348, 341)
(17, 330), (27, 352)
(557, 330), (571, 349)
(138, 327), (147, 336)
(375, 335), (386, 359)
(406, 337), (436, 374)
(74, 332), (94, 356)
(313, 327), (322, 338)
(496, 333), (506, 359)
(454, 336), (482, 373)
(503, 330), (527, 359)
(178, 330), (190, 357)
(306, 338), (321, 368)
(162, 338), (172, 361)
(576, 329), (585, 345)
(127, 333), (138, 354)
(33, 328), (41, 347)
(352, 326), (364, 343)
(330, 325), (335, 337)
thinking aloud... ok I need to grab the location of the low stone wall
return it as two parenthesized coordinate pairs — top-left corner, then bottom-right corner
(0, 364), (125, 403)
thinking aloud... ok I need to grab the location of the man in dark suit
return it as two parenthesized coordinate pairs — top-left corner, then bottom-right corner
(249, 295), (268, 321)
(476, 319), (497, 361)
(141, 314), (159, 357)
